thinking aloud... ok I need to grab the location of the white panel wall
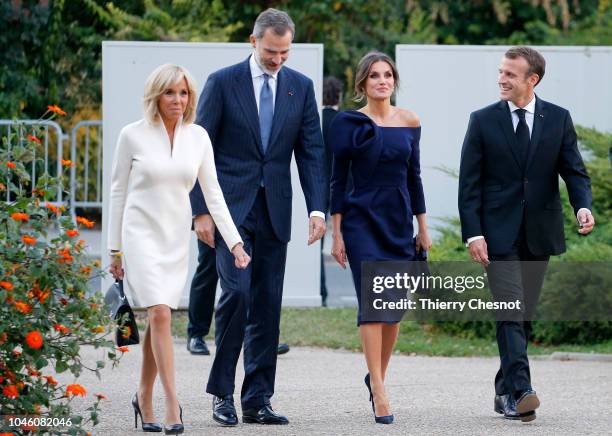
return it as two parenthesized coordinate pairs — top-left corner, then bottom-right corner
(395, 45), (612, 231)
(102, 42), (324, 307)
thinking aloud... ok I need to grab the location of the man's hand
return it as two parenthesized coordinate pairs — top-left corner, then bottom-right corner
(109, 256), (124, 280)
(194, 214), (216, 248)
(577, 209), (595, 235)
(308, 216), (326, 245)
(468, 238), (490, 266)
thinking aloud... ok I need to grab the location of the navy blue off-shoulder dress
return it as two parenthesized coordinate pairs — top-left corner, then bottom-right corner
(329, 110), (426, 325)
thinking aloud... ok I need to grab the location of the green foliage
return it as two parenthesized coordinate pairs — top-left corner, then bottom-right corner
(0, 111), (122, 434)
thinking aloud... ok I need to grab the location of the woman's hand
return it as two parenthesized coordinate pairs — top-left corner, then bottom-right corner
(231, 243), (251, 269)
(331, 234), (347, 269)
(415, 230), (432, 254)
(109, 255), (124, 280)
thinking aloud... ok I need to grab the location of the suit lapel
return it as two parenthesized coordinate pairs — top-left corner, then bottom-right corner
(267, 68), (291, 152)
(232, 58), (264, 156)
(496, 100), (523, 171)
(525, 96), (546, 172)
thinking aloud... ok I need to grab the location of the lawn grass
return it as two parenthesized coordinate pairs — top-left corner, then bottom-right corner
(156, 308), (612, 357)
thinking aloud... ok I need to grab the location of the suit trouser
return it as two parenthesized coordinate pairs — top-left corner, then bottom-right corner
(487, 227), (549, 396)
(187, 240), (217, 339)
(206, 188), (287, 409)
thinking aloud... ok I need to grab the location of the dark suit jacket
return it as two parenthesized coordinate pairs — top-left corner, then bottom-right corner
(189, 57), (327, 243)
(458, 96), (592, 256)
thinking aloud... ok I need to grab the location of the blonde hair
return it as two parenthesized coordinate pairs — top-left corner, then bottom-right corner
(143, 64), (198, 124)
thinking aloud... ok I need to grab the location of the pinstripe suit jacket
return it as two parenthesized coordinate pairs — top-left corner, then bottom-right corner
(189, 56), (327, 243)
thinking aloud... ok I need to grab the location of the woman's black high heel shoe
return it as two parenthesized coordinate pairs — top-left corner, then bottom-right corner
(163, 405), (184, 435)
(132, 393), (163, 432)
(364, 373), (394, 424)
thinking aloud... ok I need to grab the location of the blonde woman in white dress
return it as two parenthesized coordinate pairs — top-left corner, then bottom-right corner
(108, 64), (250, 435)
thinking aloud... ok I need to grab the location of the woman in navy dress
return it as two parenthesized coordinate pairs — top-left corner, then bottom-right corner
(329, 52), (432, 423)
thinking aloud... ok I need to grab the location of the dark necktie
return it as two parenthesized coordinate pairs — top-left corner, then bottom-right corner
(515, 108), (530, 167)
(259, 73), (273, 153)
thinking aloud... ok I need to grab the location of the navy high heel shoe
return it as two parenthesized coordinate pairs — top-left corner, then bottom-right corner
(364, 373), (394, 424)
(163, 405), (183, 435)
(132, 393), (163, 432)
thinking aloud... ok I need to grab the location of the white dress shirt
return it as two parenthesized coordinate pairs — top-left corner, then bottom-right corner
(466, 95), (589, 246)
(249, 54), (325, 221)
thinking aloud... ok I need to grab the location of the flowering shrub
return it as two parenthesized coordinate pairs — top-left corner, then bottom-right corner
(0, 107), (123, 435)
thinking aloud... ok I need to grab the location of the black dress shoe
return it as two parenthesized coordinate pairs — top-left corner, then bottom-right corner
(212, 395), (238, 426)
(277, 343), (290, 355)
(242, 404), (289, 425)
(187, 337), (210, 355)
(494, 394), (520, 420)
(515, 389), (540, 422)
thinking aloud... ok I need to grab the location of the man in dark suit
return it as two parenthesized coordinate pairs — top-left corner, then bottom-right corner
(319, 76), (342, 306)
(189, 8), (327, 426)
(458, 46), (594, 422)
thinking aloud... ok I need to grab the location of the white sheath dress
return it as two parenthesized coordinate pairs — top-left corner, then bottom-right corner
(108, 118), (242, 308)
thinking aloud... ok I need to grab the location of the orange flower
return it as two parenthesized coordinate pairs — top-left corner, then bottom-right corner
(91, 326), (105, 334)
(54, 323), (71, 334)
(47, 104), (67, 116)
(80, 266), (92, 275)
(46, 203), (59, 214)
(0, 182), (5, 191)
(14, 301), (32, 314)
(65, 383), (86, 397)
(43, 375), (58, 386)
(27, 134), (41, 144)
(95, 393), (107, 400)
(0, 432), (16, 436)
(61, 159), (74, 167)
(93, 259), (101, 268)
(5, 162), (16, 169)
(25, 331), (43, 349)
(26, 365), (41, 377)
(21, 235), (37, 245)
(0, 281), (14, 291)
(57, 248), (73, 263)
(2, 385), (19, 398)
(65, 229), (79, 237)
(117, 346), (129, 353)
(76, 216), (95, 228)
(10, 212), (29, 222)
(0, 332), (7, 344)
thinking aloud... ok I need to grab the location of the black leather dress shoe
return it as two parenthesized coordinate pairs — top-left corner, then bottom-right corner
(212, 395), (238, 426)
(242, 404), (289, 425)
(277, 343), (290, 355)
(187, 337), (210, 355)
(515, 389), (539, 422)
(494, 394), (520, 420)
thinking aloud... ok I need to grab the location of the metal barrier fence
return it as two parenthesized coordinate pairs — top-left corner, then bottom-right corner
(1, 119), (103, 220)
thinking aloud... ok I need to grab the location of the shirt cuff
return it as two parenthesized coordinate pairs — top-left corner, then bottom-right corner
(309, 211), (325, 220)
(466, 235), (485, 247)
(576, 208), (591, 219)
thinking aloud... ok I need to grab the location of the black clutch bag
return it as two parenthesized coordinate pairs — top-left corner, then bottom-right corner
(413, 238), (431, 295)
(104, 280), (140, 346)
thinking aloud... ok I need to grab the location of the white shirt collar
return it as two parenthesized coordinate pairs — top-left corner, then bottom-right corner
(249, 53), (279, 80)
(508, 95), (536, 114)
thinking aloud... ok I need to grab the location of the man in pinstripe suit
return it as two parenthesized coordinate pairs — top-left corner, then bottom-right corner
(189, 8), (327, 426)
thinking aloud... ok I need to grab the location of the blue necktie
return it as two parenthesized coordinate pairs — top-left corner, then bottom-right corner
(259, 73), (273, 153)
